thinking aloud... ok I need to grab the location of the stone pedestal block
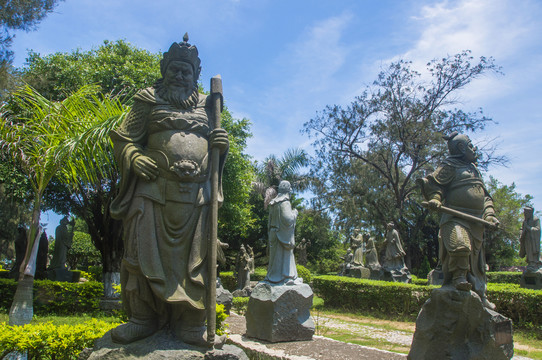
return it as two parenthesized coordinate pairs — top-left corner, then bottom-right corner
(349, 266), (370, 279)
(408, 286), (513, 360)
(520, 269), (542, 290)
(382, 267), (412, 283)
(80, 329), (248, 360)
(216, 278), (233, 314)
(245, 282), (314, 342)
(427, 268), (444, 286)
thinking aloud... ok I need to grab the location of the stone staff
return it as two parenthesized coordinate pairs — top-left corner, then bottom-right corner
(421, 201), (498, 229)
(207, 75), (223, 346)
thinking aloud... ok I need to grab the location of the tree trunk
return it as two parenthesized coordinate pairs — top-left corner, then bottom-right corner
(9, 196), (41, 326)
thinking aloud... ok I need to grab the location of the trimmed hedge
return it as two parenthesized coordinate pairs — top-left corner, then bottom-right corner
(0, 279), (103, 315)
(219, 266), (311, 291)
(313, 275), (435, 319)
(0, 319), (119, 359)
(487, 271), (522, 285)
(313, 275), (542, 327)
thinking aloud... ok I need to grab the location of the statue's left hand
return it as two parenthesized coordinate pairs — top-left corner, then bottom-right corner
(486, 216), (500, 228)
(210, 129), (229, 155)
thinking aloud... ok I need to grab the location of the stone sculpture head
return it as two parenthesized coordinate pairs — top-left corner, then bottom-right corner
(278, 180), (292, 194)
(387, 222), (395, 230)
(156, 33), (201, 106)
(443, 132), (478, 163)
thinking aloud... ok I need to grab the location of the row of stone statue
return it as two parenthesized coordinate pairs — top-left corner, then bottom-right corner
(340, 222), (411, 283)
(9, 216), (77, 282)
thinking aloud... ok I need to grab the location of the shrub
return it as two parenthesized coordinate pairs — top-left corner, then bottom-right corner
(253, 267), (267, 281)
(232, 296), (250, 315)
(0, 279), (103, 315)
(487, 271), (522, 285)
(0, 319), (119, 359)
(296, 264), (311, 283)
(87, 265), (103, 282)
(219, 272), (236, 291)
(215, 303), (229, 336)
(313, 275), (435, 320)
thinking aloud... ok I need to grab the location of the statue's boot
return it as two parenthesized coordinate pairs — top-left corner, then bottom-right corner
(111, 297), (157, 344)
(111, 318), (158, 344)
(173, 308), (226, 348)
(449, 254), (471, 291)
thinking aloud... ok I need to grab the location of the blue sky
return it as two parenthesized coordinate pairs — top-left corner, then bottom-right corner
(9, 0), (542, 234)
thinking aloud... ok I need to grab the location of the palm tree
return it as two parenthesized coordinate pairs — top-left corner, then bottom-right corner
(0, 84), (128, 325)
(253, 147), (310, 208)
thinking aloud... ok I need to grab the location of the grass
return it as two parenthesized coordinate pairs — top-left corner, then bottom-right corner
(312, 295), (542, 359)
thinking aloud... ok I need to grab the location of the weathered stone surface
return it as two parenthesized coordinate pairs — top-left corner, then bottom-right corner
(382, 268), (412, 283)
(245, 282), (314, 342)
(81, 329), (248, 360)
(232, 288), (252, 298)
(408, 286), (513, 360)
(217, 279), (233, 313)
(349, 265), (370, 279)
(520, 269), (542, 290)
(427, 268), (444, 286)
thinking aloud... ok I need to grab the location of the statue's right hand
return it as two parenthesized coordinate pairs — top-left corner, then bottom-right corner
(133, 155), (159, 181)
(427, 199), (442, 210)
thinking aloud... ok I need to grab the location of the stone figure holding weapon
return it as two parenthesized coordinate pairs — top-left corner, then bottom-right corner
(418, 132), (499, 309)
(109, 34), (228, 346)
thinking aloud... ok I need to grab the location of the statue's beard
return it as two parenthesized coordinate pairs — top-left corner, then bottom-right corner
(154, 79), (199, 109)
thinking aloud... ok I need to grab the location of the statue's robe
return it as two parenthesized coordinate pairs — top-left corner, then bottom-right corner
(520, 215), (541, 265)
(418, 157), (495, 298)
(384, 229), (406, 270)
(265, 194), (298, 283)
(110, 88), (226, 316)
(365, 238), (381, 271)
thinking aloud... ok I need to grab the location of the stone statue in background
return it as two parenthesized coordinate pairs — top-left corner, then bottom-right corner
(10, 226), (27, 279)
(49, 217), (74, 270)
(340, 248), (353, 276)
(264, 180), (301, 285)
(236, 245), (251, 290)
(296, 238), (310, 267)
(247, 244), (255, 275)
(246, 181), (314, 342)
(350, 230), (364, 266)
(418, 132), (499, 309)
(364, 234), (381, 271)
(109, 34), (229, 345)
(519, 206), (541, 271)
(35, 231), (49, 280)
(383, 222), (406, 270)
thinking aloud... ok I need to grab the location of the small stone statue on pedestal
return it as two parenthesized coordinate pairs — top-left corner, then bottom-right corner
(364, 234), (381, 272)
(47, 217), (75, 282)
(519, 206), (542, 289)
(233, 245), (251, 296)
(296, 238), (310, 267)
(245, 180), (314, 342)
(340, 248), (353, 276)
(382, 222), (411, 283)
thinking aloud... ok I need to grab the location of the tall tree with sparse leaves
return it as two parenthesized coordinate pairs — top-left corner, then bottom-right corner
(303, 51), (505, 269)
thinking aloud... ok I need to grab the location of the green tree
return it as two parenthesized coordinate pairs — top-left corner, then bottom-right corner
(0, 0), (63, 98)
(303, 51), (504, 270)
(0, 84), (123, 324)
(485, 176), (533, 270)
(21, 39), (161, 101)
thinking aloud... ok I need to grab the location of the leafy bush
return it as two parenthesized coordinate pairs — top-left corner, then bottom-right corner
(0, 279), (103, 315)
(296, 264), (311, 283)
(232, 296), (250, 315)
(487, 271), (522, 285)
(215, 303), (229, 336)
(253, 267), (267, 281)
(219, 272), (236, 291)
(0, 319), (119, 359)
(313, 275), (542, 327)
(87, 265), (103, 282)
(313, 275), (435, 320)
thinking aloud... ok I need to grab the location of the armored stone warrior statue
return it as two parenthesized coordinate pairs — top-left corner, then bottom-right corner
(109, 34), (229, 345)
(418, 132), (499, 309)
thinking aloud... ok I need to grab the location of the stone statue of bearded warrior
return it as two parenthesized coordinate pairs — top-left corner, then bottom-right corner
(109, 34), (229, 345)
(418, 132), (499, 309)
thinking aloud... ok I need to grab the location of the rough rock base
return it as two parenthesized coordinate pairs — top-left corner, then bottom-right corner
(216, 278), (233, 314)
(427, 268), (444, 286)
(79, 329), (248, 360)
(383, 267), (412, 283)
(245, 282), (314, 342)
(408, 286), (513, 360)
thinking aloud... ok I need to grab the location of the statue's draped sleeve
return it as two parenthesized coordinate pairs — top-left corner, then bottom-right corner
(418, 161), (455, 203)
(110, 97), (152, 220)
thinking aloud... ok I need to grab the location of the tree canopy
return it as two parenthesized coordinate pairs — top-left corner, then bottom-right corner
(303, 51), (504, 270)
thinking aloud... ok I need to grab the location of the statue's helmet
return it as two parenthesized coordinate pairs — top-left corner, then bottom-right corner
(443, 131), (471, 156)
(160, 33), (201, 82)
(278, 180), (292, 194)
